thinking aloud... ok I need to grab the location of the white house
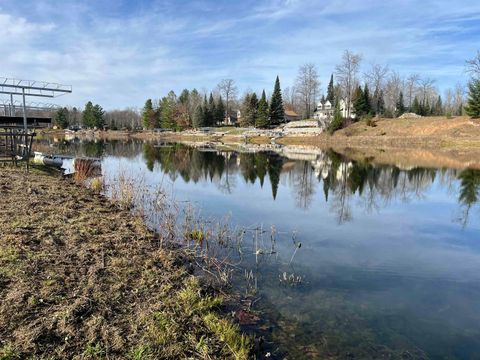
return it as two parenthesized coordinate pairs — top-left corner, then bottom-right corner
(313, 100), (334, 120)
(220, 110), (240, 126)
(313, 99), (356, 120)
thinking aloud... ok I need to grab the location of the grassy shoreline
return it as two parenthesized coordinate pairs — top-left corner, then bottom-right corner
(0, 166), (251, 359)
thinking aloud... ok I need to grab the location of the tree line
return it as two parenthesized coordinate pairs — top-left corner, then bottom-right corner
(54, 50), (480, 130)
(54, 103), (142, 130)
(283, 50), (480, 122)
(140, 76), (286, 130)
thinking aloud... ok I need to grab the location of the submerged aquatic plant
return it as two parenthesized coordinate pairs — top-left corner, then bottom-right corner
(279, 272), (303, 286)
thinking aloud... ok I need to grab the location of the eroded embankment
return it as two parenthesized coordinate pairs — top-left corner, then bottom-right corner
(0, 166), (250, 359)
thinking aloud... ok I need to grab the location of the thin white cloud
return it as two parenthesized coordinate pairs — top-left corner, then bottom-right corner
(0, 0), (478, 109)
(0, 13), (54, 38)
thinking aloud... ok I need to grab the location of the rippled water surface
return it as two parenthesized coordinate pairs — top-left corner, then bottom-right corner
(39, 138), (480, 359)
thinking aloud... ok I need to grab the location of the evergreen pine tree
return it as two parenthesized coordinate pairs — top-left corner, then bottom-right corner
(208, 93), (216, 126)
(82, 101), (95, 128)
(193, 105), (204, 128)
(363, 84), (372, 115)
(179, 89), (190, 105)
(395, 92), (406, 117)
(256, 90), (269, 128)
(465, 79), (480, 118)
(202, 95), (211, 127)
(54, 107), (69, 129)
(269, 76), (285, 125)
(422, 98), (430, 116)
(328, 99), (343, 134)
(412, 97), (421, 115)
(160, 91), (176, 129)
(353, 86), (366, 118)
(249, 93), (258, 126)
(92, 104), (105, 128)
(142, 99), (155, 129)
(215, 96), (225, 125)
(327, 74), (335, 102)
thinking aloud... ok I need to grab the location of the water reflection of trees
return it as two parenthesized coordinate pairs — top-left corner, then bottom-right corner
(42, 139), (480, 225)
(317, 153), (441, 224)
(39, 138), (146, 158)
(289, 161), (316, 209)
(142, 143), (284, 199)
(457, 169), (480, 227)
(140, 143), (480, 224)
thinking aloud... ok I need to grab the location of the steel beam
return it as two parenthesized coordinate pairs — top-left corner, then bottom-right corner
(0, 90), (55, 98)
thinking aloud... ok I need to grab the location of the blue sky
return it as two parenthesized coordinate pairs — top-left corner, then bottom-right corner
(1, 0), (479, 109)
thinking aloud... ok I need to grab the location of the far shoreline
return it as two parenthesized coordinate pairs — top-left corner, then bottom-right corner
(38, 115), (480, 170)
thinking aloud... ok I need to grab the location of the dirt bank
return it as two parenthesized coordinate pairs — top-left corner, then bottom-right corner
(0, 166), (250, 359)
(276, 116), (480, 149)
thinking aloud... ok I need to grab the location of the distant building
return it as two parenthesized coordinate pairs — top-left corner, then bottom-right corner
(284, 107), (301, 122)
(223, 110), (239, 125)
(313, 100), (334, 120)
(313, 99), (355, 120)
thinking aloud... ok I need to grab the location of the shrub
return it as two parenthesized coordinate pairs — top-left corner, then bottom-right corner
(90, 177), (104, 193)
(361, 114), (377, 127)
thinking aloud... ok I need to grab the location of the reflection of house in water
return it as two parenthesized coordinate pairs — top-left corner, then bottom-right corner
(335, 162), (353, 182)
(311, 157), (332, 179)
(217, 151), (234, 161)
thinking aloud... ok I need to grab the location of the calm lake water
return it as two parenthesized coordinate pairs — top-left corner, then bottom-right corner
(38, 138), (480, 359)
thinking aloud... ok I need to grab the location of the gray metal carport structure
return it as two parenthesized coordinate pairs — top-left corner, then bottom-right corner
(0, 77), (72, 167)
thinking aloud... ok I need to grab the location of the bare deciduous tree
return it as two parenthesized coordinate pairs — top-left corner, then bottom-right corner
(418, 77), (436, 104)
(454, 83), (466, 115)
(444, 88), (454, 115)
(405, 73), (420, 109)
(335, 50), (362, 118)
(217, 79), (237, 115)
(283, 86), (297, 110)
(364, 63), (389, 93)
(384, 71), (404, 112)
(295, 63), (320, 119)
(466, 50), (480, 78)
(105, 108), (141, 129)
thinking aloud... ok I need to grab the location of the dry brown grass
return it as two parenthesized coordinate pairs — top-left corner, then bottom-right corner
(73, 159), (101, 183)
(0, 166), (251, 359)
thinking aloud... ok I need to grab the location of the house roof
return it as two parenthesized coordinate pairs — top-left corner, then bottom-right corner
(284, 109), (299, 117)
